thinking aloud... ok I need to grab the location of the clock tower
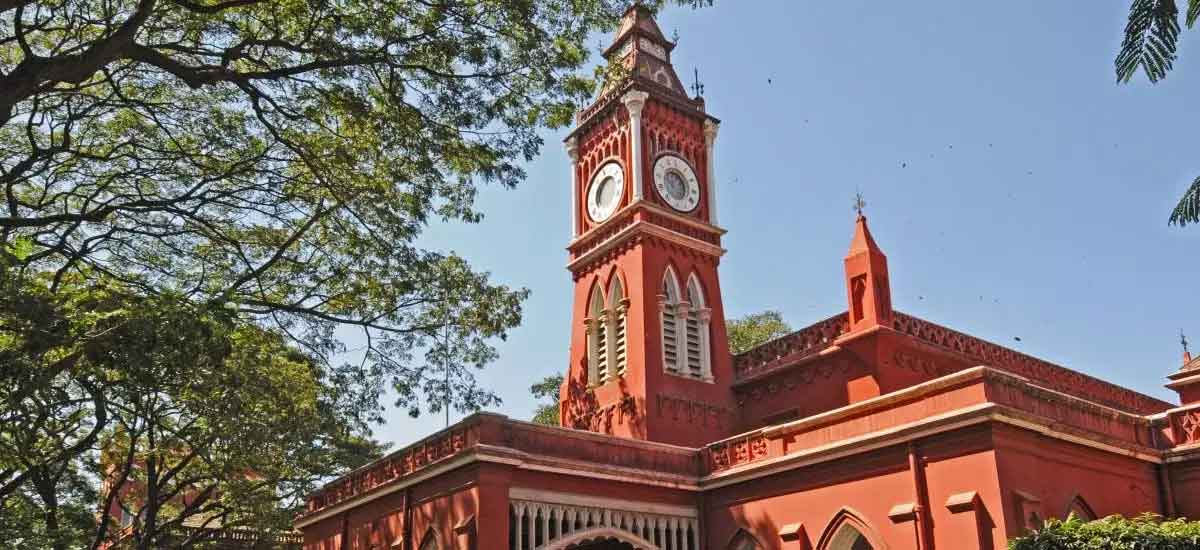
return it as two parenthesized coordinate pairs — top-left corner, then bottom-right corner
(558, 5), (734, 447)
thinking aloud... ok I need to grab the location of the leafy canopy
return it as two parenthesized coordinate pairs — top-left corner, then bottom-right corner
(727, 310), (792, 355)
(1009, 514), (1200, 550)
(1115, 0), (1200, 226)
(0, 0), (712, 547)
(530, 374), (564, 426)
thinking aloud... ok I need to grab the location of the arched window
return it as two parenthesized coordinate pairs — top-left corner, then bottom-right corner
(660, 268), (681, 374)
(587, 282), (607, 386)
(727, 529), (762, 550)
(684, 274), (712, 380)
(818, 509), (882, 550)
(608, 276), (629, 378)
(418, 529), (439, 550)
(659, 268), (713, 381)
(1066, 495), (1097, 521)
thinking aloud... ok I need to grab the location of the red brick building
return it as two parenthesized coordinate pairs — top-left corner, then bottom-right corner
(296, 7), (1200, 550)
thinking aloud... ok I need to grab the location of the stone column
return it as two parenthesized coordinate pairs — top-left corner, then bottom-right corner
(674, 302), (690, 375)
(585, 317), (601, 386)
(698, 308), (714, 382)
(703, 119), (720, 225)
(565, 136), (580, 237)
(621, 90), (650, 201)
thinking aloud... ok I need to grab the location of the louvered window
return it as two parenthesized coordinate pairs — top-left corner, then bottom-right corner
(685, 280), (705, 377)
(596, 318), (609, 382)
(662, 275), (680, 373)
(587, 283), (606, 386)
(609, 278), (628, 378)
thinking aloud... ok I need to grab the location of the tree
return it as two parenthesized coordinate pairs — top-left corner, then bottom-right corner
(1116, 0), (1200, 226)
(1009, 514), (1200, 549)
(530, 374), (564, 426)
(0, 0), (712, 546)
(727, 310), (792, 355)
(1, 272), (386, 549)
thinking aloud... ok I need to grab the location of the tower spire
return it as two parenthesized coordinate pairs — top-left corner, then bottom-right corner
(844, 204), (892, 333)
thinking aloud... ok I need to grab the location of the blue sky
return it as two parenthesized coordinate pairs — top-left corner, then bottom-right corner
(367, 1), (1200, 447)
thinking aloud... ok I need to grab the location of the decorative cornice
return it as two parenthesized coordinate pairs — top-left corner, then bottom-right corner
(567, 205), (725, 274)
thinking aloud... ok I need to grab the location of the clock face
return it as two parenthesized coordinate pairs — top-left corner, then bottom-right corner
(653, 155), (700, 212)
(587, 162), (625, 222)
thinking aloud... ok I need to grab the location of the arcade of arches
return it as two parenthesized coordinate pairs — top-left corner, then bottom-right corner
(296, 6), (1200, 550)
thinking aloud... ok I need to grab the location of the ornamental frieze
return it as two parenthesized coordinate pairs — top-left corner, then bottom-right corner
(706, 433), (769, 472)
(655, 394), (732, 429)
(1171, 406), (1200, 445)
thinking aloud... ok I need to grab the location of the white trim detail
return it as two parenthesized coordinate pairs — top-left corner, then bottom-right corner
(702, 120), (719, 225)
(508, 488), (698, 519)
(566, 137), (580, 236)
(622, 90), (650, 202)
(510, 495), (696, 550)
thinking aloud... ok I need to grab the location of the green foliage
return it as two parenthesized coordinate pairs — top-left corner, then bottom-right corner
(1169, 176), (1200, 226)
(1114, 1), (1200, 226)
(530, 374), (564, 426)
(1009, 514), (1200, 550)
(0, 0), (715, 545)
(1116, 0), (1188, 83)
(0, 271), (387, 548)
(727, 310), (793, 355)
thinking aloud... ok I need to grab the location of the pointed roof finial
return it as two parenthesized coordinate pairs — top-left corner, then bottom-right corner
(1183, 329), (1194, 366)
(853, 191), (867, 217)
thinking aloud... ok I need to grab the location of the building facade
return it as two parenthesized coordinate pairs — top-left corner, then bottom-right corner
(296, 7), (1200, 550)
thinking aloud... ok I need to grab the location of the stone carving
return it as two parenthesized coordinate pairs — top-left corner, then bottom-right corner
(1173, 407), (1200, 445)
(655, 395), (731, 428)
(706, 433), (769, 472)
(572, 396), (637, 435)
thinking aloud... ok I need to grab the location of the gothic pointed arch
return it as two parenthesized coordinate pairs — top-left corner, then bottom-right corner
(660, 265), (683, 375)
(541, 527), (658, 550)
(607, 272), (629, 378)
(1065, 494), (1097, 521)
(725, 528), (763, 550)
(682, 272), (712, 381)
(587, 279), (609, 386)
(418, 526), (441, 550)
(816, 508), (885, 550)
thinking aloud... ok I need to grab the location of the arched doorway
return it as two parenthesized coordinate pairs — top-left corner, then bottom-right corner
(568, 538), (636, 550)
(541, 527), (659, 550)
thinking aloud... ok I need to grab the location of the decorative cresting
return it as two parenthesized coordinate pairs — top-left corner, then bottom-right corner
(733, 313), (849, 380)
(302, 424), (473, 516)
(510, 499), (698, 550)
(890, 312), (1173, 415)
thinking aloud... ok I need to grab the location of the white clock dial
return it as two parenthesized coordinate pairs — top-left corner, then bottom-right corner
(587, 162), (625, 222)
(653, 155), (700, 213)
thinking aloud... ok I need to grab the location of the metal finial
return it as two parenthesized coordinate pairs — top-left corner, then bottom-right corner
(853, 192), (867, 216)
(691, 67), (705, 98)
(1183, 329), (1190, 355)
